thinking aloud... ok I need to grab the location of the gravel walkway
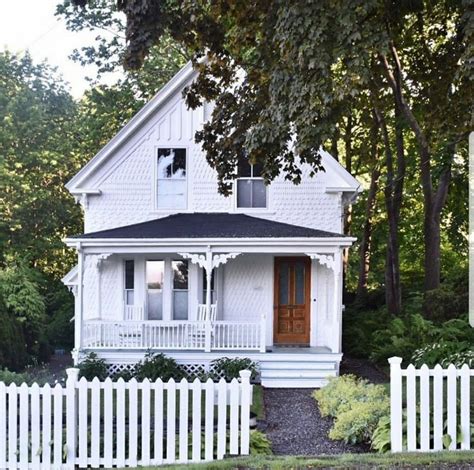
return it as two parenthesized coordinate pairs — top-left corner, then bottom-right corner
(260, 357), (387, 456)
(261, 388), (368, 455)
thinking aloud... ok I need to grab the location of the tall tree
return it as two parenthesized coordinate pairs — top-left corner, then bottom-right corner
(69, 0), (471, 295)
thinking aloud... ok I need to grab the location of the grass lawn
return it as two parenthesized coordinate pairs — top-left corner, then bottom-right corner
(138, 451), (474, 469)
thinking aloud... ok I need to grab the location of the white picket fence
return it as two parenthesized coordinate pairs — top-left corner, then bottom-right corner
(389, 357), (473, 452)
(0, 368), (253, 469)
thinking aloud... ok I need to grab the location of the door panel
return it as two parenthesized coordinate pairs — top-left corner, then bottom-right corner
(274, 257), (311, 344)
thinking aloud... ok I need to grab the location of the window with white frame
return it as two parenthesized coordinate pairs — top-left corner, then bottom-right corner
(236, 159), (267, 208)
(172, 260), (188, 320)
(156, 148), (187, 209)
(124, 260), (134, 305)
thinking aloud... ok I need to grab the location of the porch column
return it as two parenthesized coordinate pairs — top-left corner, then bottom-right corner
(306, 250), (343, 353)
(73, 244), (84, 365)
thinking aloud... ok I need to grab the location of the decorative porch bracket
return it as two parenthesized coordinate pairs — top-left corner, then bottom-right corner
(179, 250), (241, 352)
(306, 251), (343, 353)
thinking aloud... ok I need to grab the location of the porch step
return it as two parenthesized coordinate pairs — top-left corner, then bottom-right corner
(260, 359), (339, 388)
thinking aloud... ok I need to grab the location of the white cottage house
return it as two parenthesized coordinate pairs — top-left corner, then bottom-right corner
(63, 63), (361, 387)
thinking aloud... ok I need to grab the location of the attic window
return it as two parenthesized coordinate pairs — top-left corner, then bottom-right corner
(236, 159), (267, 208)
(156, 148), (187, 209)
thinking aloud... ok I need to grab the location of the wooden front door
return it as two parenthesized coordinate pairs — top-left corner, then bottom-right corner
(274, 256), (311, 345)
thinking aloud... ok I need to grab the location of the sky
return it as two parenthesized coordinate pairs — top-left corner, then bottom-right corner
(0, 0), (122, 98)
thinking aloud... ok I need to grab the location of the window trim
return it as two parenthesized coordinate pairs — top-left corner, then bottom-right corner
(234, 162), (268, 210)
(172, 259), (189, 320)
(124, 259), (135, 306)
(153, 145), (189, 212)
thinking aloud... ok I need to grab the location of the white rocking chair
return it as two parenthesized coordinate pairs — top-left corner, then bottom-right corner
(190, 303), (217, 348)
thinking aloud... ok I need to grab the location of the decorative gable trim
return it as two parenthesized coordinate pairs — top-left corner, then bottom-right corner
(319, 150), (361, 193)
(66, 62), (197, 192)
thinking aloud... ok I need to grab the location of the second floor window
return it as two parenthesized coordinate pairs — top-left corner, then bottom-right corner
(157, 148), (187, 209)
(236, 159), (267, 208)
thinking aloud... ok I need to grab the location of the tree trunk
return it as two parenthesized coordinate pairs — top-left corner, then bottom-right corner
(356, 164), (380, 299)
(379, 46), (452, 293)
(374, 104), (404, 315)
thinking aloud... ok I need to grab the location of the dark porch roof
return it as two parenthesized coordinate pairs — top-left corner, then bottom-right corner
(73, 213), (347, 239)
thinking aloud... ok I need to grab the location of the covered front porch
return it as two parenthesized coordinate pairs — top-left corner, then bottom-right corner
(64, 213), (354, 364)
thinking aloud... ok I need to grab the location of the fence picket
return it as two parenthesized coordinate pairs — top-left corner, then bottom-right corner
(116, 378), (126, 468)
(405, 364), (416, 451)
(8, 383), (18, 469)
(154, 379), (164, 465)
(229, 378), (239, 455)
(0, 369), (254, 468)
(433, 364), (444, 451)
(217, 379), (227, 459)
(41, 384), (52, 468)
(178, 378), (189, 463)
(103, 378), (113, 468)
(19, 383), (29, 470)
(30, 383), (40, 470)
(419, 364), (430, 451)
(191, 378), (201, 462)
(447, 364), (457, 450)
(204, 379), (214, 461)
(65, 368), (78, 468)
(128, 378), (138, 467)
(460, 364), (470, 450)
(78, 377), (88, 468)
(0, 382), (6, 469)
(53, 384), (63, 468)
(90, 377), (101, 467)
(239, 371), (251, 455)
(141, 379), (151, 466)
(166, 379), (176, 464)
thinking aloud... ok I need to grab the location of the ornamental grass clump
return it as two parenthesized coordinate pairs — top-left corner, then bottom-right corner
(313, 375), (389, 447)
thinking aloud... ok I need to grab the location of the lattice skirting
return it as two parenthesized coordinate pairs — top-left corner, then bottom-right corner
(104, 360), (226, 379)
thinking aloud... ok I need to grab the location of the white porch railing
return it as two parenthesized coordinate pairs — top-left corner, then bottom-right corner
(83, 316), (266, 352)
(124, 305), (145, 321)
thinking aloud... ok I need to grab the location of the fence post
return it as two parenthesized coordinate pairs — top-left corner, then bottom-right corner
(239, 370), (252, 455)
(259, 314), (266, 353)
(66, 368), (79, 468)
(389, 357), (403, 452)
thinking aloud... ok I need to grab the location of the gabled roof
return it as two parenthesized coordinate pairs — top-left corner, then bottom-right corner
(66, 62), (197, 192)
(70, 213), (348, 240)
(66, 61), (360, 194)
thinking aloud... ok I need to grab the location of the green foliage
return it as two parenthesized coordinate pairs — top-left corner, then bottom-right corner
(371, 416), (391, 453)
(0, 264), (45, 324)
(0, 295), (28, 371)
(411, 342), (474, 368)
(211, 357), (259, 381)
(0, 368), (29, 386)
(249, 430), (273, 456)
(314, 375), (389, 447)
(78, 352), (108, 380)
(134, 351), (185, 382)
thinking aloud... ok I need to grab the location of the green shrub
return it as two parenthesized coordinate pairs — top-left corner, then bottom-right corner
(329, 399), (389, 445)
(134, 351), (185, 381)
(249, 430), (272, 455)
(211, 357), (259, 381)
(371, 416), (391, 452)
(314, 374), (387, 417)
(313, 375), (389, 447)
(0, 368), (29, 385)
(78, 352), (108, 380)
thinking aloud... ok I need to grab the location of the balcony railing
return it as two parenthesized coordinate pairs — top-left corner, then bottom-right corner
(82, 316), (266, 352)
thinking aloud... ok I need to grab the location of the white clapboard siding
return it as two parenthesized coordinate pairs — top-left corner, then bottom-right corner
(389, 357), (473, 453)
(0, 368), (253, 468)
